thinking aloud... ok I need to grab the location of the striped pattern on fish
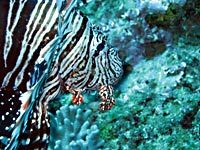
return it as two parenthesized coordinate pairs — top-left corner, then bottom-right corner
(0, 0), (123, 149)
(0, 0), (59, 149)
(0, 0), (58, 90)
(55, 1), (122, 109)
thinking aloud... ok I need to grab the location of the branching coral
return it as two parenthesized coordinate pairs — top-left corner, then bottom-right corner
(48, 105), (104, 150)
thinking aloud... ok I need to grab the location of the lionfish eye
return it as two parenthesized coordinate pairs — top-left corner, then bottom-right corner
(97, 43), (105, 51)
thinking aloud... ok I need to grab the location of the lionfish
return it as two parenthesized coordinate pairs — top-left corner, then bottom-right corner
(0, 0), (122, 149)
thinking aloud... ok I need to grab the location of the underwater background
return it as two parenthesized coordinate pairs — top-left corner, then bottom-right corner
(48, 0), (199, 149)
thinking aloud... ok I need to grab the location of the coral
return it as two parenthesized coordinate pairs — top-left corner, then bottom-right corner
(48, 105), (104, 150)
(48, 1), (200, 149)
(80, 0), (173, 65)
(95, 43), (200, 150)
(81, 0), (200, 64)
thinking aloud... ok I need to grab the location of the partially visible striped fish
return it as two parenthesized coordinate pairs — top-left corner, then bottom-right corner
(0, 0), (60, 149)
(0, 0), (123, 149)
(54, 0), (122, 110)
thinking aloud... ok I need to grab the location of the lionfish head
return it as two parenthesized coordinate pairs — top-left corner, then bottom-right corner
(87, 27), (123, 89)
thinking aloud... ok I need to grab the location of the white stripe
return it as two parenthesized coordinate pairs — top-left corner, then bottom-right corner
(104, 51), (116, 81)
(30, 1), (57, 50)
(88, 58), (100, 88)
(37, 103), (42, 129)
(4, 0), (28, 67)
(12, 1), (47, 87)
(74, 55), (93, 88)
(99, 57), (107, 85)
(61, 45), (82, 77)
(59, 22), (86, 77)
(19, 0), (46, 64)
(3, 0), (15, 67)
(2, 1), (44, 87)
(14, 0), (59, 88)
(2, 0), (59, 88)
(45, 69), (59, 86)
(39, 79), (61, 103)
(104, 51), (114, 79)
(100, 55), (109, 84)
(46, 86), (61, 103)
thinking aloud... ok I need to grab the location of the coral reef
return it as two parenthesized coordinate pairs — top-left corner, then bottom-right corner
(81, 0), (200, 64)
(80, 0), (173, 64)
(48, 105), (104, 150)
(49, 0), (200, 149)
(96, 44), (200, 149)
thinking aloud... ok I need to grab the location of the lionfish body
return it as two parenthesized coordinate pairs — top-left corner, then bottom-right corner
(0, 0), (122, 149)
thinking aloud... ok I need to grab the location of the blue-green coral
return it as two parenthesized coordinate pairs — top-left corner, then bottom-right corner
(48, 105), (104, 150)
